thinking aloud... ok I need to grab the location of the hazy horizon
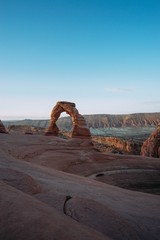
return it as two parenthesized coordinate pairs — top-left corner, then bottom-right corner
(1, 1), (160, 119)
(1, 111), (160, 121)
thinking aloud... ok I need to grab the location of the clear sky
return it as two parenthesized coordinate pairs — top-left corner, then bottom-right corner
(0, 0), (160, 120)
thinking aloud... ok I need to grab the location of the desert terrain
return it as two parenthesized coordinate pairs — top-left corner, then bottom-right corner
(4, 112), (159, 156)
(1, 0), (160, 238)
(3, 119), (157, 156)
(0, 129), (160, 240)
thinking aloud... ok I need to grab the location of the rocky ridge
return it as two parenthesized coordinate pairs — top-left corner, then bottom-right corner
(0, 120), (7, 133)
(92, 136), (141, 155)
(141, 124), (160, 158)
(85, 112), (160, 128)
(3, 112), (160, 129)
(7, 125), (45, 134)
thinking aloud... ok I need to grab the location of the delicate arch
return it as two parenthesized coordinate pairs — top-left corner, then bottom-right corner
(45, 101), (91, 138)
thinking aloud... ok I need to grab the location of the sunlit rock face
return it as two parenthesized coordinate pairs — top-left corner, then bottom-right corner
(141, 124), (160, 158)
(0, 120), (7, 133)
(92, 136), (141, 155)
(45, 101), (91, 138)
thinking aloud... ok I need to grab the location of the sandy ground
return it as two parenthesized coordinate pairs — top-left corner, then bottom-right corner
(0, 132), (160, 240)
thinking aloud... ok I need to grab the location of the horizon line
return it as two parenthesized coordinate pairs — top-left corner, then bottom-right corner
(1, 111), (160, 121)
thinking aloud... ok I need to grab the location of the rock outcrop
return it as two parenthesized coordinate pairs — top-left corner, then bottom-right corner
(0, 120), (7, 133)
(92, 136), (141, 154)
(45, 101), (91, 138)
(141, 124), (160, 158)
(7, 125), (44, 134)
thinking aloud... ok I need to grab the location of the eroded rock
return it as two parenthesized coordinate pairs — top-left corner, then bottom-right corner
(92, 136), (141, 154)
(141, 124), (160, 158)
(45, 101), (91, 138)
(64, 197), (139, 240)
(0, 168), (42, 195)
(0, 120), (7, 133)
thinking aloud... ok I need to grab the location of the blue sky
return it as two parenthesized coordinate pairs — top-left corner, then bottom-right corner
(0, 0), (160, 119)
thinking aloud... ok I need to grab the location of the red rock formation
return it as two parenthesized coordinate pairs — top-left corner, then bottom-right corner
(0, 120), (7, 133)
(46, 101), (91, 138)
(141, 124), (160, 158)
(92, 136), (141, 154)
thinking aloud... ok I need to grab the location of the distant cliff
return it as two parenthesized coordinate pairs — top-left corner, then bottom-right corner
(84, 113), (160, 128)
(3, 112), (160, 129)
(3, 119), (50, 128)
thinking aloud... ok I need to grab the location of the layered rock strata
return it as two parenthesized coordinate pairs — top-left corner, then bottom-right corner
(141, 124), (160, 158)
(92, 136), (141, 155)
(45, 101), (91, 138)
(0, 120), (7, 133)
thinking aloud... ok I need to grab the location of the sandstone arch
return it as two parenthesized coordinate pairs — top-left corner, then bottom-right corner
(45, 101), (91, 138)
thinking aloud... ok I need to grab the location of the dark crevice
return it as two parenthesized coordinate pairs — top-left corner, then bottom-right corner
(96, 173), (104, 177)
(63, 195), (72, 214)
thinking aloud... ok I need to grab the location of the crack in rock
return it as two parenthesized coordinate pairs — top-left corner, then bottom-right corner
(63, 195), (72, 215)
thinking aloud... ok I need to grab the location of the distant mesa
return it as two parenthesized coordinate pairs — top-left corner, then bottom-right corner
(45, 101), (91, 138)
(0, 120), (7, 133)
(3, 112), (160, 130)
(141, 124), (160, 158)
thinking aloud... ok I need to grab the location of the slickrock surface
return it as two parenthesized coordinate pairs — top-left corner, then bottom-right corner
(0, 132), (160, 240)
(0, 120), (7, 133)
(46, 101), (91, 138)
(141, 124), (160, 158)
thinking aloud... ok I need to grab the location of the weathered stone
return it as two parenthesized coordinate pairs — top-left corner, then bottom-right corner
(92, 136), (141, 154)
(0, 120), (7, 133)
(141, 124), (160, 158)
(45, 101), (91, 138)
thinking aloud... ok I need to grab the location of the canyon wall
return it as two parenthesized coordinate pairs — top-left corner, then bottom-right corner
(3, 112), (160, 129)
